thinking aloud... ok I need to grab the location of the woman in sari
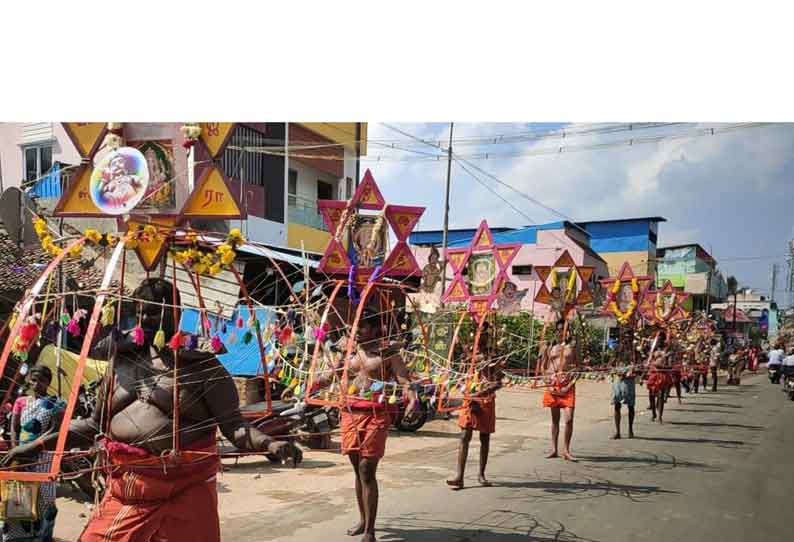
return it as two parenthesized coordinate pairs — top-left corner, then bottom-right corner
(3, 365), (65, 542)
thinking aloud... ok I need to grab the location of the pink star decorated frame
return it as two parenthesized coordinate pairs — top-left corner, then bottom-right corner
(441, 220), (520, 322)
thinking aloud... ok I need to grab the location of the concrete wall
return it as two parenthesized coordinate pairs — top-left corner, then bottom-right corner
(287, 222), (331, 253)
(0, 122), (81, 190)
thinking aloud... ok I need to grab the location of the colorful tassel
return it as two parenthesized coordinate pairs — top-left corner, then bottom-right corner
(19, 322), (40, 343)
(314, 322), (329, 343)
(66, 319), (81, 337)
(186, 334), (198, 350)
(243, 331), (253, 344)
(211, 335), (223, 353)
(60, 313), (71, 326)
(132, 325), (145, 346)
(236, 316), (244, 329)
(168, 332), (183, 351)
(153, 329), (166, 349)
(279, 326), (293, 344)
(100, 303), (115, 326)
(226, 331), (237, 345)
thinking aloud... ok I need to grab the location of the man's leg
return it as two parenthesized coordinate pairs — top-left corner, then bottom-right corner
(612, 403), (622, 439)
(627, 405), (635, 438)
(358, 457), (380, 542)
(674, 380), (682, 404)
(711, 367), (718, 391)
(478, 432), (491, 486)
(347, 453), (365, 537)
(546, 406), (561, 458)
(446, 428), (472, 489)
(657, 390), (666, 423)
(650, 392), (657, 421)
(562, 407), (576, 461)
(693, 373), (699, 393)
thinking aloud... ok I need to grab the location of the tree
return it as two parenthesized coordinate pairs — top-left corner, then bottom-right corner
(727, 275), (739, 330)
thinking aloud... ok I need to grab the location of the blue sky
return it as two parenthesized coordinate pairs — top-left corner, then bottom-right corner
(362, 123), (794, 300)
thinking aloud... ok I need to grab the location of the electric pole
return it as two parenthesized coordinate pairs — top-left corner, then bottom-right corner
(787, 238), (794, 309)
(439, 123), (454, 304)
(770, 263), (778, 304)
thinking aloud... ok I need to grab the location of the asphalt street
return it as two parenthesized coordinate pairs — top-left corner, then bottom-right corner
(264, 373), (790, 542)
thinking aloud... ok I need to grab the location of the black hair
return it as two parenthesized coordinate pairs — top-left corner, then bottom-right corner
(29, 365), (52, 384)
(130, 278), (181, 340)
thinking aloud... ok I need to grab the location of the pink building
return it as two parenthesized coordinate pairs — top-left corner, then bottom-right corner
(409, 221), (609, 320)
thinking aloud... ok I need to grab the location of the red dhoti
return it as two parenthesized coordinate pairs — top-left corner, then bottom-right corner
(458, 395), (496, 434)
(80, 439), (220, 542)
(340, 406), (391, 459)
(646, 370), (672, 394)
(542, 385), (576, 409)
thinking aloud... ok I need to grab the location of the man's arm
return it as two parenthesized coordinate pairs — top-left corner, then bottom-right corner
(201, 361), (289, 457)
(387, 351), (417, 410)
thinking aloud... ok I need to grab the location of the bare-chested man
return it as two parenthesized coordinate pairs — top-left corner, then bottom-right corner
(541, 319), (578, 461)
(646, 335), (672, 424)
(330, 308), (416, 542)
(2, 278), (295, 542)
(446, 321), (504, 489)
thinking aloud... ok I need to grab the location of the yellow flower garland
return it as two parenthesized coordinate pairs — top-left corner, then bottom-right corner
(609, 278), (639, 324)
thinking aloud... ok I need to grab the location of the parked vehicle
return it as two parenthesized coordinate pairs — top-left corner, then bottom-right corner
(783, 366), (794, 401)
(769, 366), (782, 384)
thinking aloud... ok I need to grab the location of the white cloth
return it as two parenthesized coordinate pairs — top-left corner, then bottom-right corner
(768, 349), (784, 366)
(709, 345), (721, 368)
(782, 354), (794, 367)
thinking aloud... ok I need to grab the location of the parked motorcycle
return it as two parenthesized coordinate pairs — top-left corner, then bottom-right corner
(769, 366), (782, 384)
(783, 366), (794, 401)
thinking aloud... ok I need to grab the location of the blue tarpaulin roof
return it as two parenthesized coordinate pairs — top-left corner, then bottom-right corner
(180, 305), (277, 376)
(28, 162), (62, 199)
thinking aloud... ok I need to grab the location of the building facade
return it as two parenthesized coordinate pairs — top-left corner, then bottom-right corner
(409, 221), (609, 320)
(575, 217), (666, 278)
(0, 122), (366, 253)
(656, 243), (727, 312)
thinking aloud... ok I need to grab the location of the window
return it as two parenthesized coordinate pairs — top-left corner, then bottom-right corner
(512, 264), (533, 276)
(24, 144), (52, 182)
(288, 169), (298, 206)
(317, 180), (333, 200)
(345, 176), (353, 199)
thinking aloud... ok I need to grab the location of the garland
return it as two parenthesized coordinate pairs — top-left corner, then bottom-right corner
(171, 228), (244, 276)
(607, 277), (639, 325)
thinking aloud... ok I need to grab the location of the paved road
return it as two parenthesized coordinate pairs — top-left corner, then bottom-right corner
(258, 373), (790, 542)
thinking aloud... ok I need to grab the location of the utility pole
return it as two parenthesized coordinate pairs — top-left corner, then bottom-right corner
(439, 123), (454, 304)
(786, 239), (794, 309)
(705, 267), (712, 315)
(770, 263), (778, 304)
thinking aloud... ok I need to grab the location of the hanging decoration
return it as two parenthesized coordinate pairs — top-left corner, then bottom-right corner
(180, 122), (202, 153)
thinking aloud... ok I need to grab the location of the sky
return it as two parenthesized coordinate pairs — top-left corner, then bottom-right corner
(360, 123), (794, 300)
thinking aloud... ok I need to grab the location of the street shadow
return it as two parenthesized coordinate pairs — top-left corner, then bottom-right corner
(221, 458), (337, 473)
(575, 453), (721, 473)
(635, 436), (745, 447)
(379, 511), (601, 542)
(390, 429), (460, 440)
(494, 474), (677, 503)
(673, 408), (736, 414)
(668, 421), (762, 430)
(682, 402), (742, 409)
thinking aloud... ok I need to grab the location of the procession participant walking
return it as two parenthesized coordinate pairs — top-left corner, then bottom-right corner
(647, 336), (672, 424)
(447, 322), (504, 489)
(709, 338), (722, 391)
(2, 279), (296, 542)
(541, 319), (578, 461)
(611, 363), (636, 439)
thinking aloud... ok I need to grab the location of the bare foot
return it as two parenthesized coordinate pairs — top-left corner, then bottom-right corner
(347, 522), (365, 536)
(446, 478), (464, 490)
(478, 475), (492, 487)
(628, 431), (635, 439)
(651, 415), (656, 421)
(545, 451), (559, 459)
(360, 534), (376, 542)
(658, 418), (664, 425)
(611, 433), (621, 440)
(562, 451), (578, 462)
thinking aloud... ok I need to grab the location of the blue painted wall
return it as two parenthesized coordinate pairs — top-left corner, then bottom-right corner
(579, 220), (651, 253)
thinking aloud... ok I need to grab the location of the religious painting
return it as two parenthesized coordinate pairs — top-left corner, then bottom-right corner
(616, 282), (635, 313)
(420, 246), (443, 294)
(132, 140), (176, 212)
(466, 253), (496, 296)
(496, 280), (528, 315)
(89, 147), (149, 215)
(347, 214), (388, 269)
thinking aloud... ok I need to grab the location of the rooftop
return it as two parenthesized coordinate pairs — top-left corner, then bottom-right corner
(576, 216), (667, 225)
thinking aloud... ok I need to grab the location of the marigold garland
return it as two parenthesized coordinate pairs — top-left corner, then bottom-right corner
(607, 277), (639, 324)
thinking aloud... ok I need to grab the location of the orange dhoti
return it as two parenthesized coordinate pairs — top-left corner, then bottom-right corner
(80, 440), (220, 542)
(340, 407), (391, 459)
(543, 385), (576, 409)
(458, 395), (496, 434)
(646, 370), (673, 395)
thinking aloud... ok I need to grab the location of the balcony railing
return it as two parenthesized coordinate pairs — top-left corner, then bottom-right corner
(288, 194), (328, 231)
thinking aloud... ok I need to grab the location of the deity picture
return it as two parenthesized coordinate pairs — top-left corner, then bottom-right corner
(348, 215), (387, 269)
(467, 253), (496, 296)
(420, 246), (442, 294)
(496, 280), (528, 315)
(617, 283), (634, 312)
(133, 140), (176, 212)
(90, 147), (149, 215)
